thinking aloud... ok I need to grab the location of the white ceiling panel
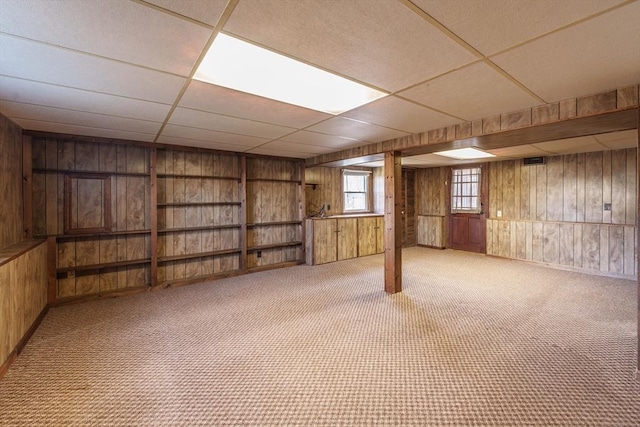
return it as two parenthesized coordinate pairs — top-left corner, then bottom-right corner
(245, 147), (310, 159)
(160, 124), (269, 148)
(0, 0), (212, 76)
(594, 129), (638, 149)
(12, 118), (156, 142)
(413, 0), (623, 56)
(1, 100), (162, 135)
(533, 136), (606, 154)
(307, 117), (408, 142)
(398, 61), (540, 121)
(179, 80), (332, 129)
(491, 1), (640, 102)
(156, 135), (254, 153)
(343, 96), (461, 133)
(488, 145), (549, 158)
(143, 0), (228, 27)
(0, 34), (186, 104)
(0, 76), (171, 122)
(169, 107), (296, 139)
(222, 0), (476, 92)
(280, 130), (363, 149)
(255, 141), (333, 155)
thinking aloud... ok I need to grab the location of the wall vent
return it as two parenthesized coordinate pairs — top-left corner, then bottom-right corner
(523, 156), (546, 166)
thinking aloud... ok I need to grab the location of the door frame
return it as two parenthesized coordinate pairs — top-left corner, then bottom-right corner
(446, 163), (489, 252)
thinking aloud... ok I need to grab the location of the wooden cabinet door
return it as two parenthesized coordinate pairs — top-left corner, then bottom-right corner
(358, 217), (377, 256)
(337, 218), (358, 260)
(375, 216), (384, 254)
(313, 219), (337, 264)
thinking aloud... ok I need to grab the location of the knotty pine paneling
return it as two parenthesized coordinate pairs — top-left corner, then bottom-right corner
(416, 167), (447, 248)
(0, 241), (47, 367)
(0, 114), (23, 249)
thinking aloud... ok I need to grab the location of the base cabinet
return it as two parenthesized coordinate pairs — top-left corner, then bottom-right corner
(306, 215), (383, 265)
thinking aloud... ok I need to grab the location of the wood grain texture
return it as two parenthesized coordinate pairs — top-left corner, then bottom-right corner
(0, 114), (24, 248)
(337, 218), (358, 261)
(617, 85), (638, 109)
(577, 90), (617, 116)
(384, 152), (402, 293)
(501, 109), (531, 131)
(532, 103), (559, 125)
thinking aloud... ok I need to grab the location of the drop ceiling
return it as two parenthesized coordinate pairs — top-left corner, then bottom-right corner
(0, 0), (638, 164)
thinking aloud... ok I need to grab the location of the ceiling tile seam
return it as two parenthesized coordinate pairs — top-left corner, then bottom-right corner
(0, 75), (174, 108)
(399, 0), (546, 104)
(132, 0), (217, 30)
(162, 122), (284, 142)
(173, 105), (303, 130)
(487, 0), (639, 59)
(218, 30), (391, 95)
(152, 0), (240, 144)
(389, 94), (467, 122)
(243, 134), (363, 152)
(0, 32), (189, 79)
(10, 116), (159, 136)
(0, 99), (166, 125)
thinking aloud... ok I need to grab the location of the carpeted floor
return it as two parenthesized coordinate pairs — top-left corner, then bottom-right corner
(0, 247), (638, 426)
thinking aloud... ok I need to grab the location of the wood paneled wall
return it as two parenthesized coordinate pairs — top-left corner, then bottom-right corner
(416, 167), (447, 247)
(247, 157), (303, 269)
(0, 113), (23, 249)
(0, 241), (47, 368)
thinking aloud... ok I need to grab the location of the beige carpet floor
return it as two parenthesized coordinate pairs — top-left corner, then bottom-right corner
(0, 247), (638, 426)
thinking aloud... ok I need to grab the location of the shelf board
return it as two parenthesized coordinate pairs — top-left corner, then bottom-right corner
(158, 224), (240, 233)
(247, 241), (302, 251)
(157, 174), (240, 180)
(247, 221), (302, 227)
(57, 258), (151, 273)
(246, 178), (301, 184)
(33, 168), (149, 177)
(157, 202), (241, 207)
(158, 248), (241, 263)
(55, 229), (151, 240)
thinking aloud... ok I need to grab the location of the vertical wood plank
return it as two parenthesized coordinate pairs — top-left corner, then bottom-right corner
(239, 156), (247, 271)
(542, 222), (559, 264)
(531, 222), (543, 262)
(545, 156), (563, 222)
(585, 152), (603, 223)
(562, 154), (577, 222)
(611, 149), (626, 225)
(22, 136), (33, 238)
(600, 226), (610, 272)
(624, 225), (635, 276)
(626, 148), (637, 226)
(573, 223), (583, 268)
(150, 148), (157, 286)
(576, 153), (586, 222)
(602, 150), (612, 224)
(582, 224), (600, 271)
(609, 226), (624, 274)
(559, 223), (574, 266)
(384, 151), (402, 294)
(535, 164), (546, 221)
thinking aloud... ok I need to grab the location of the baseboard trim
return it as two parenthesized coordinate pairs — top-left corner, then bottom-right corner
(0, 305), (49, 380)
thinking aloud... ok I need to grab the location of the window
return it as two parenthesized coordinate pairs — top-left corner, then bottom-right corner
(451, 167), (482, 213)
(343, 170), (370, 212)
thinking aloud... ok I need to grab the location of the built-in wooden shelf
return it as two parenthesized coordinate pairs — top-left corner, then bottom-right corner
(157, 202), (241, 207)
(246, 178), (301, 184)
(57, 258), (151, 274)
(33, 168), (150, 177)
(157, 174), (240, 180)
(246, 220), (302, 228)
(0, 239), (46, 266)
(247, 241), (302, 252)
(158, 224), (241, 233)
(158, 248), (241, 263)
(54, 230), (151, 241)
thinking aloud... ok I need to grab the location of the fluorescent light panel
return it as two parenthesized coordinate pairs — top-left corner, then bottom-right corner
(434, 147), (496, 160)
(194, 33), (387, 115)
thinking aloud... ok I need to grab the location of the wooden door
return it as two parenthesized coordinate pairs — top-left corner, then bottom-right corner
(337, 218), (358, 260)
(357, 217), (377, 257)
(402, 169), (416, 246)
(313, 219), (337, 264)
(448, 165), (487, 253)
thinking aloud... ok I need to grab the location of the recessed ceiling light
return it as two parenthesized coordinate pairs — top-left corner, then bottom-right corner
(194, 33), (387, 115)
(433, 147), (496, 160)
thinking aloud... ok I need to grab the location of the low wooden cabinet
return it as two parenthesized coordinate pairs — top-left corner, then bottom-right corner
(306, 215), (383, 265)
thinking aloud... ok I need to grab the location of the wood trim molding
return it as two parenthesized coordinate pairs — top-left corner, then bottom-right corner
(0, 305), (49, 380)
(22, 135), (33, 239)
(384, 151), (402, 294)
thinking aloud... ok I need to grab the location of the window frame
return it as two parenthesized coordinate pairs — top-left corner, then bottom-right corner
(450, 167), (482, 214)
(342, 169), (372, 213)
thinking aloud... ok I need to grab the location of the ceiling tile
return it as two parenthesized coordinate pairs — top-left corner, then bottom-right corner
(533, 136), (606, 154)
(0, 76), (171, 122)
(594, 129), (638, 149)
(156, 135), (252, 153)
(143, 0), (227, 27)
(12, 118), (156, 142)
(491, 2), (640, 102)
(307, 117), (408, 142)
(0, 34), (186, 104)
(245, 147), (311, 159)
(168, 107), (296, 139)
(280, 130), (363, 149)
(255, 141), (332, 155)
(398, 61), (539, 121)
(488, 145), (549, 158)
(179, 80), (332, 129)
(0, 0), (212, 75)
(160, 124), (269, 148)
(1, 100), (162, 134)
(222, 0), (476, 92)
(342, 96), (460, 133)
(413, 0), (623, 56)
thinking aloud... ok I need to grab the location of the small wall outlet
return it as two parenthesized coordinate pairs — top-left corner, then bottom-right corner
(326, 204), (331, 211)
(497, 210), (502, 218)
(604, 203), (612, 211)
(256, 250), (262, 258)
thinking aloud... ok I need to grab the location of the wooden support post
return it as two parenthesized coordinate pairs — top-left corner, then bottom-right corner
(239, 156), (247, 272)
(384, 151), (402, 294)
(22, 135), (33, 239)
(150, 148), (158, 287)
(299, 160), (306, 263)
(47, 236), (57, 304)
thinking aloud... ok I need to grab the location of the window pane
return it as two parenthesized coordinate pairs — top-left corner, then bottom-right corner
(345, 192), (366, 211)
(451, 167), (481, 213)
(345, 175), (365, 192)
